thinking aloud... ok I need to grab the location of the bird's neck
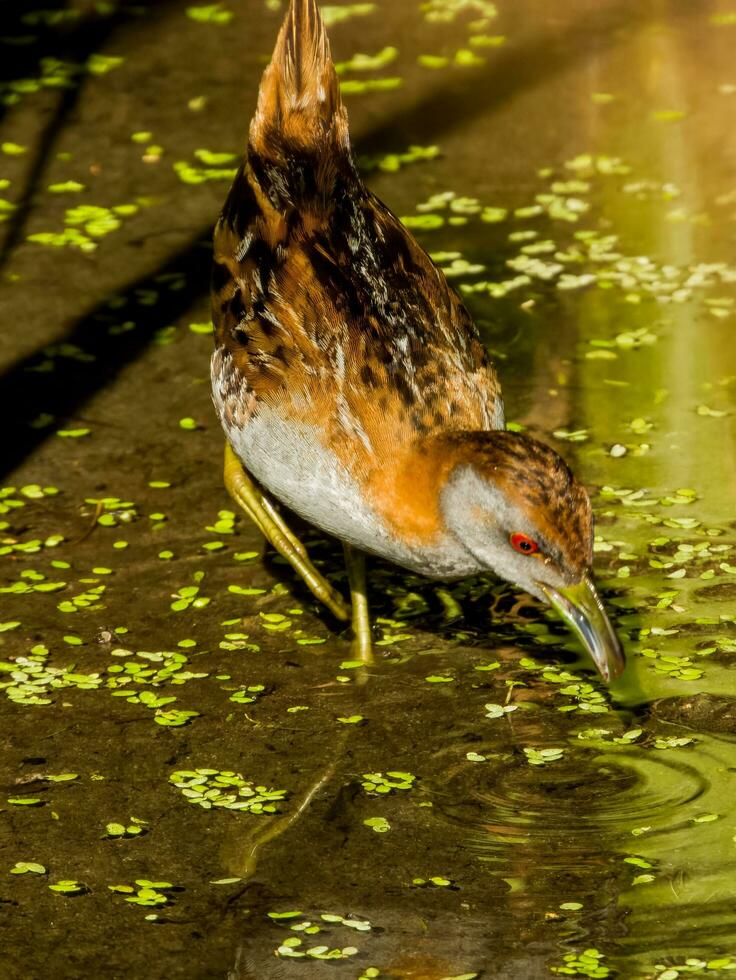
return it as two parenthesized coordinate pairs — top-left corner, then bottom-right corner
(364, 434), (473, 548)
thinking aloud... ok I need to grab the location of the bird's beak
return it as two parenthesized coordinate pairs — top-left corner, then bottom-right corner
(539, 576), (625, 682)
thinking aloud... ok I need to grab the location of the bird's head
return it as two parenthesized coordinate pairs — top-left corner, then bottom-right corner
(434, 430), (625, 681)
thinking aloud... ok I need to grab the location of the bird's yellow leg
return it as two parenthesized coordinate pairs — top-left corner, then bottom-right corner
(227, 751), (341, 879)
(343, 543), (373, 664)
(223, 443), (350, 621)
(260, 496), (308, 559)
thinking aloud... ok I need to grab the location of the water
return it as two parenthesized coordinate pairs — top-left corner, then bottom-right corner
(0, 0), (735, 977)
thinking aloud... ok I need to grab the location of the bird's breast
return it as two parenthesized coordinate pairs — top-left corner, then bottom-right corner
(219, 401), (483, 580)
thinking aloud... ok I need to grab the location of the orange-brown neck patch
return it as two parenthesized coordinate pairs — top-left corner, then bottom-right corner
(365, 440), (459, 546)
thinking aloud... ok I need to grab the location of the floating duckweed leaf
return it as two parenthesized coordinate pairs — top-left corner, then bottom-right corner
(321, 4), (376, 27)
(697, 404), (728, 417)
(470, 33), (505, 46)
(340, 77), (402, 95)
(186, 3), (232, 23)
(194, 148), (236, 165)
(49, 880), (86, 895)
(0, 621), (20, 632)
(454, 48), (485, 66)
(479, 206), (508, 223)
(261, 613), (292, 631)
(203, 509), (236, 538)
(361, 771), (415, 794)
(436, 256), (486, 278)
(154, 709), (199, 727)
(400, 213), (444, 231)
(412, 875), (454, 888)
(7, 797), (44, 806)
(632, 874), (655, 885)
(556, 681), (609, 714)
(651, 108), (686, 122)
(188, 321), (212, 334)
(114, 880), (176, 907)
(29, 201), (138, 251)
(560, 902), (583, 911)
(179, 417), (197, 430)
(234, 551), (259, 561)
(170, 769), (286, 812)
(524, 747), (564, 766)
(335, 46), (398, 74)
(360, 144), (439, 173)
(623, 856), (653, 869)
(87, 54), (123, 75)
(171, 575), (211, 611)
(484, 703), (518, 719)
(418, 192), (457, 213)
(613, 729), (643, 744)
(553, 428), (589, 443)
(418, 54), (450, 69)
(173, 160), (237, 184)
(363, 816), (390, 832)
(421, 0), (497, 22)
(56, 428), (90, 438)
(20, 484), (56, 499)
(105, 822), (143, 838)
(10, 862), (46, 875)
(230, 685), (266, 705)
(551, 947), (610, 977)
(2, 142), (27, 155)
(48, 181), (85, 193)
(220, 632), (261, 653)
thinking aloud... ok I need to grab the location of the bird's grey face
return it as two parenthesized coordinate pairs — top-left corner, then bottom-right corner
(440, 434), (624, 682)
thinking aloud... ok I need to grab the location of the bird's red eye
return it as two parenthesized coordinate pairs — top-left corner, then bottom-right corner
(510, 532), (539, 555)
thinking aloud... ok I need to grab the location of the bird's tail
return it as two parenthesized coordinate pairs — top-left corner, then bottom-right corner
(248, 0), (352, 200)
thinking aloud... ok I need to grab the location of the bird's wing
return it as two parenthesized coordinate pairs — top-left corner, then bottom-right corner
(210, 0), (504, 471)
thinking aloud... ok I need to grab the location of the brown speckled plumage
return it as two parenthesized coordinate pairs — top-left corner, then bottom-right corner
(211, 0), (503, 494)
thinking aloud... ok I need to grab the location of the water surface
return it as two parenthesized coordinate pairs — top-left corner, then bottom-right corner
(0, 0), (735, 977)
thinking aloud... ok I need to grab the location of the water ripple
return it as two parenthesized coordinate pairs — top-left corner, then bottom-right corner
(435, 747), (710, 856)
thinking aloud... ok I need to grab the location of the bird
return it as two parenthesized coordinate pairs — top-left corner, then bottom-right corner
(210, 0), (625, 682)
